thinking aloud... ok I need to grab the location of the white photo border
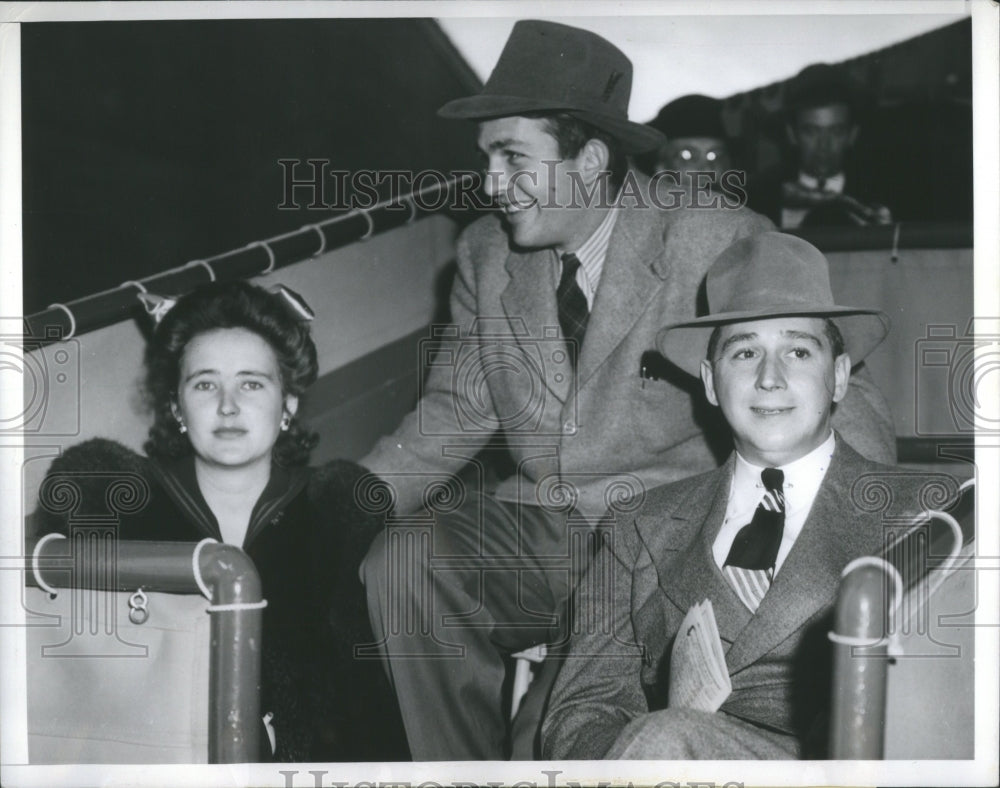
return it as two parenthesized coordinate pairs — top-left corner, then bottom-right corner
(1, 2), (996, 787)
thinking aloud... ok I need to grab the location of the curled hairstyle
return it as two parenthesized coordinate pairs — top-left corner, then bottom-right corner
(144, 280), (319, 467)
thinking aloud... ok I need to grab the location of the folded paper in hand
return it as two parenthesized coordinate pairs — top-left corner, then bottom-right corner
(668, 599), (732, 713)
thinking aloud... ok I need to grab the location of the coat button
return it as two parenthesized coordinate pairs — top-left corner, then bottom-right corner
(563, 420), (576, 435)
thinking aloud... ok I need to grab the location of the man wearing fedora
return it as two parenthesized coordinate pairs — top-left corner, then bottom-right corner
(360, 21), (895, 760)
(542, 232), (937, 759)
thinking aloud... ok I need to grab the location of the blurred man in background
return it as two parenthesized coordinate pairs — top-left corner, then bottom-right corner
(645, 94), (745, 208)
(749, 64), (893, 228)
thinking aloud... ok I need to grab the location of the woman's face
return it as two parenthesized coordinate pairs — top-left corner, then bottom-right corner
(172, 327), (297, 472)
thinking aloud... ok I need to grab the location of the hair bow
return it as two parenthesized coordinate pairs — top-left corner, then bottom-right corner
(137, 292), (178, 325)
(136, 283), (315, 326)
(272, 284), (315, 322)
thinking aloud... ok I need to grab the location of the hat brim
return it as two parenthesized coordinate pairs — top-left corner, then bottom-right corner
(438, 94), (665, 154)
(656, 307), (890, 377)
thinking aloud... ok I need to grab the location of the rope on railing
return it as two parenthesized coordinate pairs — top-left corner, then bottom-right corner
(26, 198), (970, 347)
(25, 173), (478, 348)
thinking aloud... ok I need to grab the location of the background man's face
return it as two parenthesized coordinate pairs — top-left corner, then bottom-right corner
(655, 136), (732, 184)
(788, 104), (858, 178)
(700, 316), (850, 467)
(477, 116), (597, 251)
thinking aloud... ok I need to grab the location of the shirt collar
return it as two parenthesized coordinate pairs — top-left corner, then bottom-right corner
(151, 455), (309, 546)
(557, 206), (619, 293)
(798, 171), (846, 193)
(732, 431), (836, 510)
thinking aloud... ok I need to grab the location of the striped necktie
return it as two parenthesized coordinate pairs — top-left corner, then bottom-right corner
(723, 468), (785, 612)
(557, 252), (590, 363)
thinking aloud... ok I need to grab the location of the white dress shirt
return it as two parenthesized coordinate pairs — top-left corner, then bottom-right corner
(781, 171), (847, 229)
(712, 432), (836, 576)
(798, 171), (846, 194)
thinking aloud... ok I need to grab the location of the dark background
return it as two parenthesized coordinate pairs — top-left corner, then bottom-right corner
(21, 17), (972, 315)
(724, 18), (973, 226)
(21, 19), (482, 314)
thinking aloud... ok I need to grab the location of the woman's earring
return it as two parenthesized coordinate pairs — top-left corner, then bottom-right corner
(177, 419), (187, 434)
(280, 415), (291, 431)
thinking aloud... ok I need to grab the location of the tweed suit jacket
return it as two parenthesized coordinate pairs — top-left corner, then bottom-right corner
(362, 173), (896, 519)
(542, 436), (950, 760)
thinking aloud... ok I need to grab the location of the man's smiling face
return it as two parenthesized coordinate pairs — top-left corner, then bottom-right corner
(700, 316), (850, 466)
(477, 115), (600, 252)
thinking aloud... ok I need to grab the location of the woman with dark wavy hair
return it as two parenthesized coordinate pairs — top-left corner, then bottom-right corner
(36, 280), (408, 762)
(143, 280), (320, 469)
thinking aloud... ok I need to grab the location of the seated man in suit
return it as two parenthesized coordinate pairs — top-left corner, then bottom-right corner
(360, 21), (893, 761)
(542, 232), (951, 759)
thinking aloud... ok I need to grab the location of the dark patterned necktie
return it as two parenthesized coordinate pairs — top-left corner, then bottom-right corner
(557, 252), (590, 361)
(723, 468), (785, 612)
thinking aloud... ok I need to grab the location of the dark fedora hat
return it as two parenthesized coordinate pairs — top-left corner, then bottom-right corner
(438, 20), (665, 154)
(657, 232), (889, 376)
(648, 94), (727, 141)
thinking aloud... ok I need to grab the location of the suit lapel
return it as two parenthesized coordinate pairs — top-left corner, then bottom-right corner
(499, 247), (573, 403)
(725, 440), (883, 674)
(635, 457), (752, 643)
(577, 204), (669, 387)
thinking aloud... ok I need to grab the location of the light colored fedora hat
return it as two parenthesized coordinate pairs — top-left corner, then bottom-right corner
(656, 232), (889, 376)
(438, 20), (664, 154)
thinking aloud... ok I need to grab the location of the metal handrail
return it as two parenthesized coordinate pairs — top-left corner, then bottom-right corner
(24, 191), (969, 349)
(828, 479), (975, 758)
(25, 173), (478, 348)
(829, 558), (893, 758)
(27, 537), (264, 763)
